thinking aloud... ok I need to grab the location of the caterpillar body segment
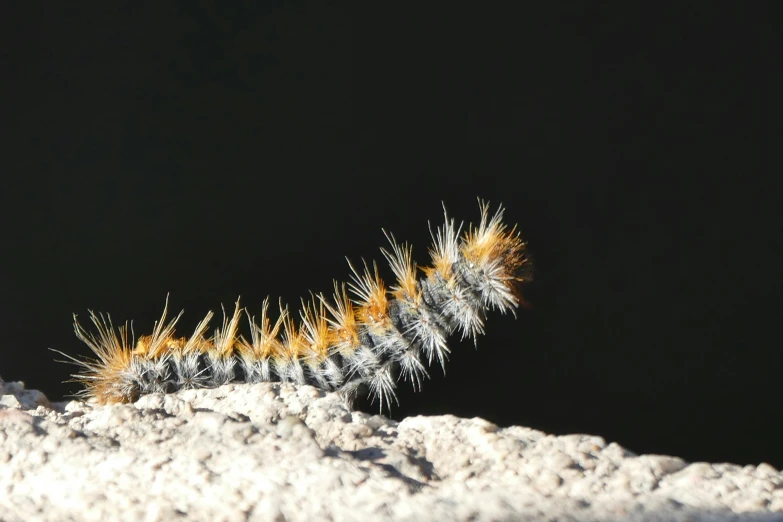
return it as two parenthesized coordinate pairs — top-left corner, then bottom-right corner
(61, 200), (533, 410)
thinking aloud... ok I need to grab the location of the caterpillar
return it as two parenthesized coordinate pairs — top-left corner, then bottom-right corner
(55, 200), (532, 412)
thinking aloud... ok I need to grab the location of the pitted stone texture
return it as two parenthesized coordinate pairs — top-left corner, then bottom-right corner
(1, 379), (781, 522)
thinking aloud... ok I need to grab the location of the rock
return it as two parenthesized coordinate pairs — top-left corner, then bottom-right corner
(0, 378), (51, 410)
(0, 379), (781, 521)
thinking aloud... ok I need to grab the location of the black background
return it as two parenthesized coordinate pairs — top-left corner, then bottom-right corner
(2, 4), (781, 469)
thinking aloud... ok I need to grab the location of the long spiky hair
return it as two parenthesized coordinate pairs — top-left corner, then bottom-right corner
(57, 199), (532, 411)
(52, 311), (138, 404)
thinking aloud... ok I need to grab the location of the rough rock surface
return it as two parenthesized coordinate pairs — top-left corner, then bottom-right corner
(1, 377), (781, 521)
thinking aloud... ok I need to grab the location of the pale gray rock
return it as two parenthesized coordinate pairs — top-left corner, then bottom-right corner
(0, 378), (781, 521)
(0, 378), (51, 410)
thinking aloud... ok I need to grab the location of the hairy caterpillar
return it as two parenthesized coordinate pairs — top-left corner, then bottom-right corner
(55, 200), (532, 411)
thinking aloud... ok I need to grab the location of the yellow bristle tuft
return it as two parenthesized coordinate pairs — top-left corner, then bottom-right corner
(299, 295), (332, 364)
(239, 297), (285, 360)
(211, 299), (243, 358)
(164, 337), (187, 355)
(181, 310), (215, 356)
(461, 200), (528, 281)
(348, 259), (390, 332)
(132, 335), (152, 357)
(130, 296), (184, 359)
(320, 282), (361, 357)
(68, 312), (135, 404)
(280, 304), (307, 360)
(427, 205), (462, 281)
(382, 230), (420, 302)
